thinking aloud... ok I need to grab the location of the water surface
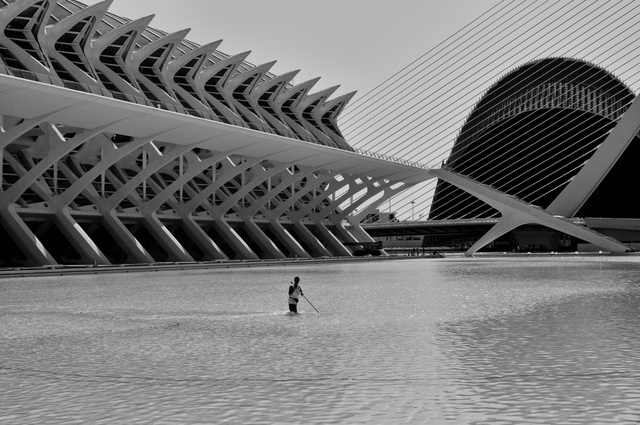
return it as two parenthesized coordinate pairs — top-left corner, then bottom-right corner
(1, 256), (640, 424)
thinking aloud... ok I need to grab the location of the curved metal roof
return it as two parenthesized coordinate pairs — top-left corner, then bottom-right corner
(468, 57), (634, 123)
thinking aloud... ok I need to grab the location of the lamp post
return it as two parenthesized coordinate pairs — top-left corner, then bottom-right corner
(411, 200), (415, 221)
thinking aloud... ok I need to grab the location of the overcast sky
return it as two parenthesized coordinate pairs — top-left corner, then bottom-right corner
(85, 0), (500, 99)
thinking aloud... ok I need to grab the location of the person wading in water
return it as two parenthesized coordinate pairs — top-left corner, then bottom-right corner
(288, 276), (303, 313)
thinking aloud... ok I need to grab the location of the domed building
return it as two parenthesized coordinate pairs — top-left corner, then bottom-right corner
(429, 57), (640, 251)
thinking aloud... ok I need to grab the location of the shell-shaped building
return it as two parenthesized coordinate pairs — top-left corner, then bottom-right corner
(0, 0), (429, 266)
(430, 57), (640, 223)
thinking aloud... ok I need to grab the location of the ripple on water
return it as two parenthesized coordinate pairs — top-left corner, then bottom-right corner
(1, 258), (640, 423)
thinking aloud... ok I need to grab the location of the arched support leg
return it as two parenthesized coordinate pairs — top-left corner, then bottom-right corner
(465, 212), (525, 257)
(292, 221), (331, 257)
(181, 216), (228, 261)
(0, 204), (57, 266)
(347, 221), (377, 243)
(313, 222), (352, 256)
(243, 220), (287, 259)
(330, 221), (361, 246)
(432, 168), (630, 254)
(142, 213), (194, 262)
(268, 221), (310, 259)
(211, 218), (258, 260)
(53, 206), (111, 265)
(101, 210), (155, 264)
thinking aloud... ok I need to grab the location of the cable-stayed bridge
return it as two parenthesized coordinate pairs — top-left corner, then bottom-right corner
(340, 0), (640, 255)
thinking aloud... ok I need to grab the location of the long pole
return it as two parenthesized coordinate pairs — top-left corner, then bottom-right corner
(303, 295), (320, 313)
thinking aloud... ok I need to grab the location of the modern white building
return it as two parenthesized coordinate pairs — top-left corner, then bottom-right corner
(0, 0), (430, 266)
(0, 2), (636, 266)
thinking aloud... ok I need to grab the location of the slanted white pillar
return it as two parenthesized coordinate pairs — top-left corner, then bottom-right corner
(242, 220), (287, 259)
(292, 221), (332, 257)
(180, 156), (261, 259)
(312, 222), (352, 256)
(465, 211), (529, 255)
(548, 95), (640, 216)
(268, 221), (309, 258)
(180, 216), (228, 261)
(101, 210), (155, 263)
(431, 168), (630, 255)
(103, 142), (198, 262)
(0, 204), (57, 266)
(210, 219), (259, 259)
(52, 204), (111, 265)
(141, 212), (194, 262)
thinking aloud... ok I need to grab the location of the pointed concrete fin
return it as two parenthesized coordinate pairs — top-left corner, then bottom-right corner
(130, 28), (191, 63)
(319, 91), (357, 116)
(299, 85), (340, 110)
(166, 40), (224, 74)
(227, 60), (277, 92)
(254, 69), (300, 97)
(230, 51), (252, 63)
(91, 14), (155, 51)
(310, 85), (340, 99)
(276, 77), (321, 105)
(45, 0), (114, 40)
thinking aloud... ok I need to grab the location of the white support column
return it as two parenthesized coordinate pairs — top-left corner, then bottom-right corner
(142, 213), (194, 262)
(242, 220), (287, 259)
(181, 216), (228, 260)
(102, 209), (155, 263)
(268, 221), (310, 258)
(244, 167), (316, 259)
(292, 221), (332, 257)
(330, 221), (362, 246)
(138, 149), (242, 261)
(274, 173), (338, 257)
(60, 133), (162, 263)
(103, 143), (198, 262)
(54, 135), (157, 264)
(312, 222), (352, 256)
(180, 156), (261, 259)
(211, 218), (259, 259)
(465, 212), (528, 256)
(344, 221), (374, 243)
(0, 121), (128, 265)
(0, 203), (57, 266)
(181, 154), (298, 260)
(52, 204), (111, 264)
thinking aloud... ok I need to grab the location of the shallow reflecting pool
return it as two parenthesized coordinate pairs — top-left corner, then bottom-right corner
(1, 256), (640, 424)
